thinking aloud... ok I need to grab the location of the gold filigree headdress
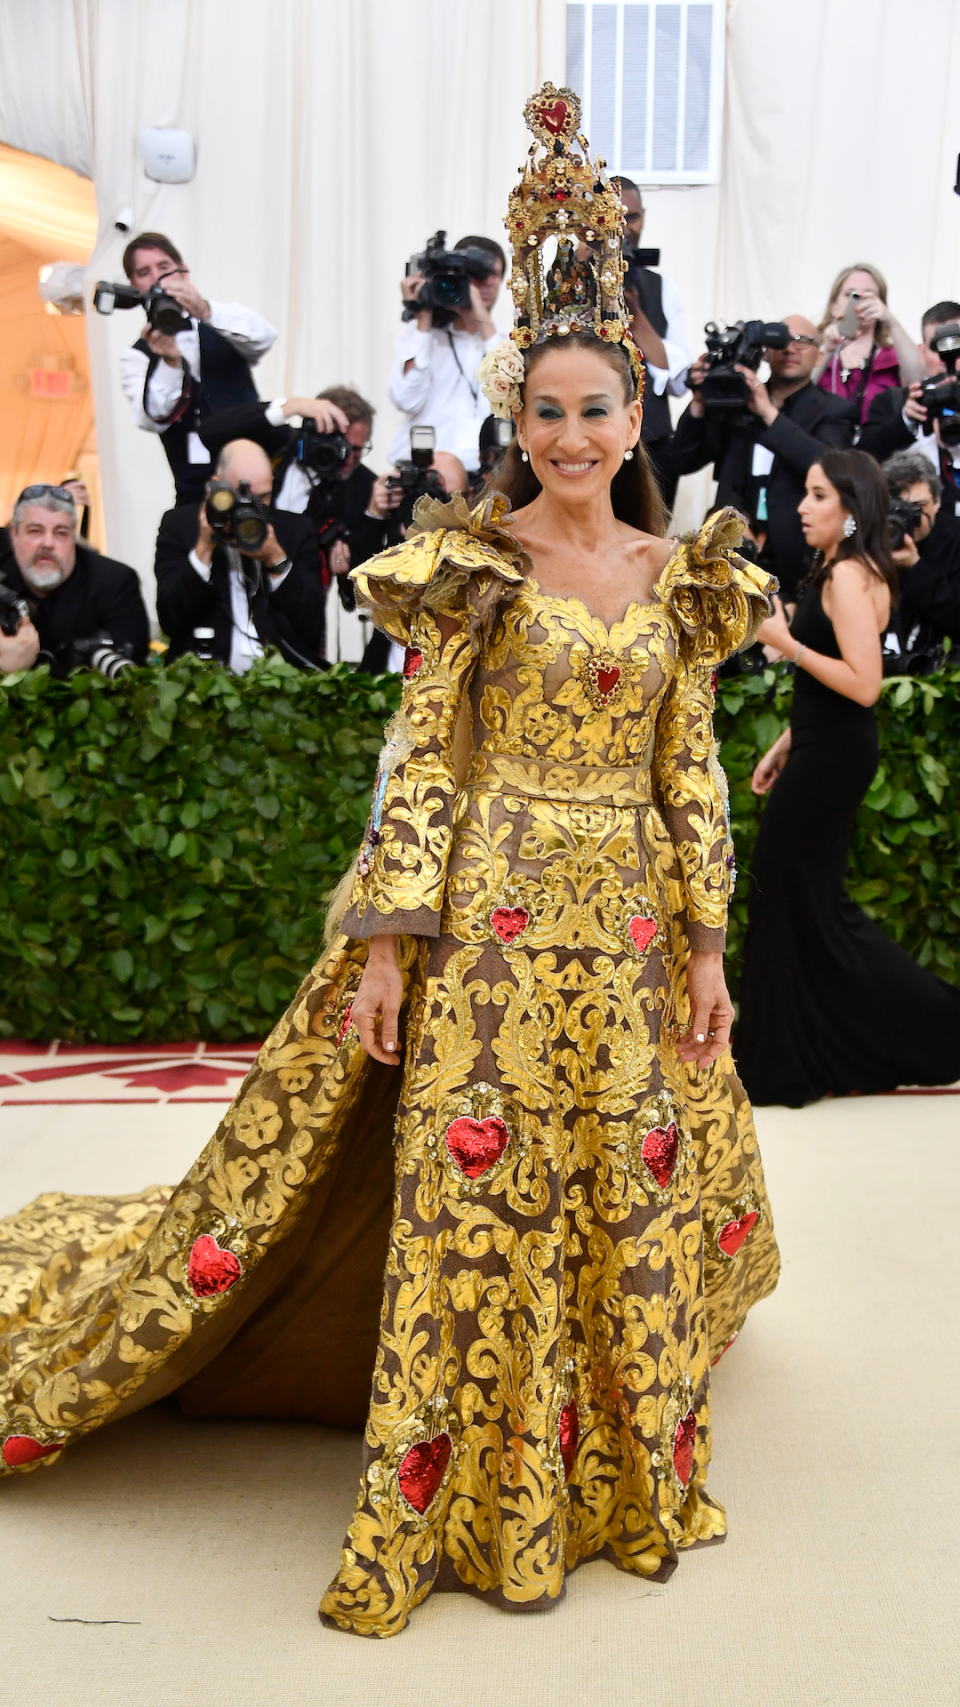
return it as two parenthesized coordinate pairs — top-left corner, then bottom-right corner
(478, 81), (643, 419)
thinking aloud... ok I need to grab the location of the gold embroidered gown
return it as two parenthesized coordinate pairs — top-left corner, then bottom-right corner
(0, 498), (778, 1641)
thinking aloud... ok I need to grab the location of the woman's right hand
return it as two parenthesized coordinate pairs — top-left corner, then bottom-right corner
(352, 933), (404, 1066)
(752, 730), (792, 795)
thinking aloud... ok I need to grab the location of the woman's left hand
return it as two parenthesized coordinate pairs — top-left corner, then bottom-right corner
(676, 951), (734, 1070)
(755, 593), (795, 659)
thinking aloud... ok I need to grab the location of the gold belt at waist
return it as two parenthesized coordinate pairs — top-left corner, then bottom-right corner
(465, 750), (656, 806)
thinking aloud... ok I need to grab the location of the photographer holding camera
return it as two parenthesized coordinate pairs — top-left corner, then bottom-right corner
(388, 233), (506, 474)
(669, 314), (854, 600)
(880, 449), (960, 673)
(0, 485), (148, 678)
(200, 386), (392, 589)
(115, 233), (277, 503)
(154, 440), (325, 671)
(813, 264), (923, 426)
(859, 305), (960, 513)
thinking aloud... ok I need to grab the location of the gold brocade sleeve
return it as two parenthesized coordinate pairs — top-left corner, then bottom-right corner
(653, 655), (732, 951)
(652, 508), (774, 951)
(341, 494), (528, 939)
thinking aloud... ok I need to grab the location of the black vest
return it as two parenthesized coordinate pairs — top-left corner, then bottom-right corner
(136, 322), (260, 503)
(634, 270), (671, 443)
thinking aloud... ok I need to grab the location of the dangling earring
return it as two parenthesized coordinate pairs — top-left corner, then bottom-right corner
(623, 448), (634, 461)
(842, 514), (857, 538)
(521, 451), (529, 463)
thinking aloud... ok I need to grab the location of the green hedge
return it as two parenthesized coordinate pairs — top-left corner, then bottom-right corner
(0, 656), (957, 1040)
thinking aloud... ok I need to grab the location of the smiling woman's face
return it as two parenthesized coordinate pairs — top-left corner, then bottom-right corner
(516, 344), (642, 504)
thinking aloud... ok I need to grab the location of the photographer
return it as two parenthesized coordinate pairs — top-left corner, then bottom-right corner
(118, 232), (277, 503)
(199, 386), (388, 585)
(154, 440), (325, 671)
(619, 177), (692, 510)
(669, 314), (854, 600)
(814, 264), (924, 425)
(881, 450), (960, 672)
(859, 305), (960, 513)
(357, 449), (468, 674)
(388, 235), (506, 474)
(0, 485), (148, 678)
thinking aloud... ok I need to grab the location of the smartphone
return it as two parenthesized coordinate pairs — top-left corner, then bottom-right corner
(839, 292), (862, 338)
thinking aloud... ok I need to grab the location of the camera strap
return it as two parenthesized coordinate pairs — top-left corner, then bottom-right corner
(445, 330), (479, 404)
(139, 345), (195, 427)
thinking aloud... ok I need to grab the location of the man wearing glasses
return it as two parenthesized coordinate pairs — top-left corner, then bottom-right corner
(669, 313), (854, 602)
(119, 232), (277, 504)
(0, 485), (148, 677)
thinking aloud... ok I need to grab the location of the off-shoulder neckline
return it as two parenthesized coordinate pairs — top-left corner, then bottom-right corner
(523, 537), (684, 636)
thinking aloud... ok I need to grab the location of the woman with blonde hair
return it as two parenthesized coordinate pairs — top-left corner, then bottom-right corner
(814, 263), (923, 425)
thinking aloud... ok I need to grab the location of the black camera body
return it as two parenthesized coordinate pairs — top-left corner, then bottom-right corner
(918, 322), (960, 446)
(701, 319), (791, 422)
(403, 230), (495, 329)
(93, 279), (192, 337)
(295, 422), (351, 480)
(387, 425), (446, 527)
(0, 581), (30, 638)
(63, 633), (135, 680)
(204, 480), (270, 554)
(888, 497), (925, 552)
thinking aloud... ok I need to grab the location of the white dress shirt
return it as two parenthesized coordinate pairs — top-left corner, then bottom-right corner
(120, 302), (278, 450)
(388, 323), (501, 471)
(187, 545), (291, 675)
(641, 270), (692, 399)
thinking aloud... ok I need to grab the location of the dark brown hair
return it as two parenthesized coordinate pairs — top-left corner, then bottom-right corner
(121, 231), (184, 281)
(481, 330), (667, 536)
(806, 447), (899, 604)
(317, 385), (375, 428)
(454, 234), (507, 275)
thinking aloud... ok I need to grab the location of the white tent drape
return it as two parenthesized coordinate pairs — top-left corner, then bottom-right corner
(1, 0), (959, 584)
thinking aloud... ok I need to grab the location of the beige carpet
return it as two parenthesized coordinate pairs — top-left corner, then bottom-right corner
(1, 1092), (957, 1707)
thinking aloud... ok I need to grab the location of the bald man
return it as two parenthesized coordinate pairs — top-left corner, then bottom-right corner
(668, 313), (855, 600)
(154, 438), (327, 669)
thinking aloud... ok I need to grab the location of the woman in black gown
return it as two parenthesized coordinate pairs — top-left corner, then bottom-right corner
(736, 448), (960, 1106)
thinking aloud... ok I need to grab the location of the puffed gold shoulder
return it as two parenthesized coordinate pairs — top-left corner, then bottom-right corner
(655, 507), (775, 666)
(350, 491), (529, 645)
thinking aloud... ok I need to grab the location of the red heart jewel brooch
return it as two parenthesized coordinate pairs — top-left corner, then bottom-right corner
(717, 1210), (759, 1257)
(445, 1115), (510, 1181)
(538, 99), (568, 135)
(187, 1234), (242, 1299)
(640, 1123), (679, 1191)
(396, 1433), (452, 1514)
(491, 906), (529, 945)
(628, 915), (657, 955)
(672, 1409), (697, 1487)
(2, 1434), (62, 1468)
(596, 665), (621, 698)
(558, 1401), (579, 1481)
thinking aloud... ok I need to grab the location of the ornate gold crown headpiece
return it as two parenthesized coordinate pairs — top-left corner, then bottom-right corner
(478, 82), (644, 419)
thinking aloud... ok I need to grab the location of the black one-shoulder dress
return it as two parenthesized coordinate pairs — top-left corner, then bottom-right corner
(735, 583), (960, 1106)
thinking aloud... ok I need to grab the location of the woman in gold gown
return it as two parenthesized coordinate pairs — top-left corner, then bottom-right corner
(0, 84), (779, 1640)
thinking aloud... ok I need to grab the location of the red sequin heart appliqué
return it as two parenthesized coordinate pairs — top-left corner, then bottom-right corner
(641, 1123), (679, 1190)
(538, 99), (568, 135)
(717, 1210), (759, 1257)
(2, 1434), (62, 1468)
(596, 665), (621, 698)
(491, 906), (529, 945)
(672, 1409), (697, 1486)
(628, 915), (657, 955)
(396, 1433), (452, 1514)
(558, 1401), (579, 1481)
(445, 1115), (510, 1180)
(336, 1000), (354, 1047)
(403, 646), (424, 679)
(187, 1234), (242, 1299)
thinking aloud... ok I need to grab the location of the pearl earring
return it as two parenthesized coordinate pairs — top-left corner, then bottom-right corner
(842, 515), (857, 538)
(521, 451), (529, 463)
(623, 448), (634, 461)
